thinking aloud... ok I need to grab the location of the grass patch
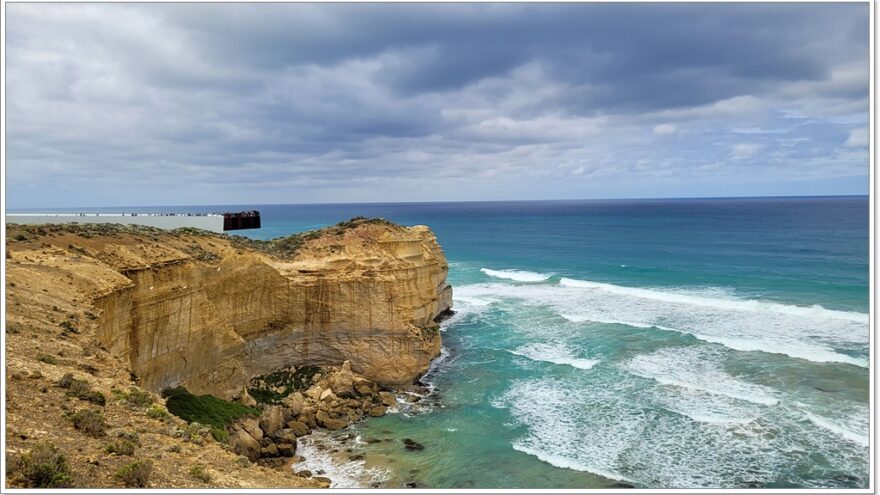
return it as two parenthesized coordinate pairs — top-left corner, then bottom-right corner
(162, 387), (259, 442)
(189, 464), (212, 483)
(11, 442), (74, 488)
(114, 460), (152, 488)
(105, 439), (136, 456)
(36, 354), (58, 365)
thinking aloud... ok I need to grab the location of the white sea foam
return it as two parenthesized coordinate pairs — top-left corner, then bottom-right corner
(511, 444), (632, 484)
(455, 277), (868, 367)
(481, 268), (552, 282)
(623, 347), (779, 406)
(509, 342), (599, 370)
(497, 376), (790, 487)
(294, 431), (389, 488)
(803, 411), (868, 448)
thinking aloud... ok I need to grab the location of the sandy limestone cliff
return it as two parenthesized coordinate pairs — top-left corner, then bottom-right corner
(5, 219), (452, 398)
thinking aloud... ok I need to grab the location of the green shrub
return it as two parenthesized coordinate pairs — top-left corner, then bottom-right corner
(114, 460), (152, 488)
(247, 366), (320, 404)
(113, 429), (140, 444)
(162, 387), (259, 442)
(36, 354), (58, 365)
(105, 439), (135, 456)
(189, 464), (212, 483)
(68, 409), (105, 437)
(12, 442), (74, 488)
(172, 422), (213, 445)
(58, 374), (105, 406)
(57, 373), (76, 388)
(59, 320), (79, 334)
(118, 387), (153, 409)
(146, 404), (170, 420)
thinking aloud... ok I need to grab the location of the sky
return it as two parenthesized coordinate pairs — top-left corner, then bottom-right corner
(4, 3), (871, 208)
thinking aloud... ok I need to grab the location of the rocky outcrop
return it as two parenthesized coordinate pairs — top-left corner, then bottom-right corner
(226, 362), (396, 466)
(5, 219), (452, 398)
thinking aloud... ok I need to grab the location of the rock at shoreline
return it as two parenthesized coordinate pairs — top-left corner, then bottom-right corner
(367, 406), (388, 417)
(378, 392), (397, 407)
(403, 439), (424, 451)
(287, 421), (311, 437)
(271, 428), (298, 445)
(312, 477), (332, 488)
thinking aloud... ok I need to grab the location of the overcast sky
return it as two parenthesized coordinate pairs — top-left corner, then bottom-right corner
(5, 3), (870, 208)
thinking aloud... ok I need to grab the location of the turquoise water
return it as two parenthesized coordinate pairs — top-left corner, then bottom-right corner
(27, 197), (870, 488)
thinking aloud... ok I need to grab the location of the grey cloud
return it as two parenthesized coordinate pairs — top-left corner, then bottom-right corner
(4, 3), (870, 208)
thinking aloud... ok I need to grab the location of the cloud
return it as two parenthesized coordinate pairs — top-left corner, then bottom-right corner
(844, 128), (869, 148)
(730, 144), (764, 160)
(653, 124), (677, 135)
(3, 3), (870, 207)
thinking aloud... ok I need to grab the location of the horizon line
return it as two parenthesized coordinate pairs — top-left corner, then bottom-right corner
(4, 192), (869, 212)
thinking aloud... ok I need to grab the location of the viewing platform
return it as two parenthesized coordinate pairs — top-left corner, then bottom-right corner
(5, 210), (261, 233)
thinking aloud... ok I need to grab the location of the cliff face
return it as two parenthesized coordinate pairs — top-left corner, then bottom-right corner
(6, 219), (452, 398)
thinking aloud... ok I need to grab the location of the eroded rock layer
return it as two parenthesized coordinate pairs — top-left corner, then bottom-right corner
(6, 219), (452, 398)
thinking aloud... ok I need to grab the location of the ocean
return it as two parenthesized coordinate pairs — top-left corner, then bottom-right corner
(16, 196), (870, 488)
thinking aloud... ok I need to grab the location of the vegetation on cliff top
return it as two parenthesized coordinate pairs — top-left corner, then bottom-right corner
(7, 216), (399, 261)
(161, 387), (260, 441)
(228, 216), (396, 259)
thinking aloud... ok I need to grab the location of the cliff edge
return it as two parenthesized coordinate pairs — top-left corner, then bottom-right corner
(6, 218), (453, 398)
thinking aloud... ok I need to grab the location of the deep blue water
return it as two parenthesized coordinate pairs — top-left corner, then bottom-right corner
(14, 196), (870, 488)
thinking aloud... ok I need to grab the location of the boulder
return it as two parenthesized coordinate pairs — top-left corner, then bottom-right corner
(296, 470), (312, 478)
(367, 406), (387, 417)
(259, 406), (286, 436)
(237, 386), (258, 407)
(282, 392), (305, 416)
(261, 442), (279, 457)
(228, 426), (262, 461)
(316, 410), (348, 430)
(287, 421), (311, 437)
(346, 409), (363, 422)
(313, 477), (332, 488)
(403, 438), (424, 451)
(306, 386), (322, 402)
(271, 428), (298, 444)
(323, 418), (348, 430)
(238, 417), (263, 442)
(297, 413), (317, 429)
(319, 388), (336, 402)
(315, 410), (330, 425)
(330, 363), (355, 397)
(276, 442), (295, 457)
(378, 392), (397, 407)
